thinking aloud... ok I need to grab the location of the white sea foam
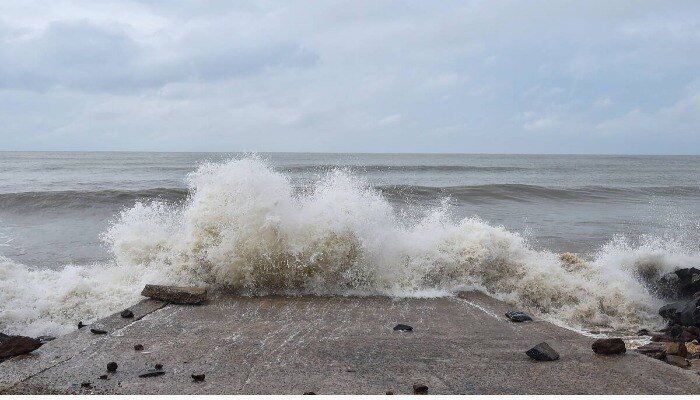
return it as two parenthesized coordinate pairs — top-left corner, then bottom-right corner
(2, 156), (699, 336)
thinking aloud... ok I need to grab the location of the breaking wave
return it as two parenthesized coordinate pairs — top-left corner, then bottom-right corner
(2, 156), (699, 336)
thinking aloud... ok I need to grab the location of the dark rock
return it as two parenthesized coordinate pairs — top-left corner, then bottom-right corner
(386, 390), (394, 395)
(413, 383), (429, 394)
(680, 329), (697, 342)
(99, 375), (108, 380)
(0, 336), (43, 358)
(665, 354), (690, 368)
(139, 371), (165, 378)
(81, 382), (92, 388)
(0, 333), (10, 343)
(90, 328), (107, 335)
(134, 344), (144, 351)
(303, 392), (316, 395)
(393, 324), (413, 332)
(659, 302), (684, 325)
(155, 363), (163, 370)
(141, 284), (207, 304)
(120, 309), (134, 318)
(592, 338), (626, 355)
(675, 267), (700, 297)
(666, 324), (684, 338)
(679, 297), (700, 326)
(651, 334), (673, 342)
(525, 342), (560, 361)
(78, 321), (86, 329)
(636, 328), (650, 336)
(36, 336), (56, 344)
(192, 374), (205, 382)
(107, 361), (118, 372)
(665, 342), (688, 358)
(505, 311), (532, 322)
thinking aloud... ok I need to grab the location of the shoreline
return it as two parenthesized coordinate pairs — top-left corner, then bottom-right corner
(2, 291), (699, 394)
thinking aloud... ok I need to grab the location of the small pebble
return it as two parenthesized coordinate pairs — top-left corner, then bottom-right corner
(134, 344), (144, 351)
(386, 390), (394, 395)
(80, 382), (92, 388)
(155, 363), (163, 370)
(78, 321), (86, 329)
(192, 374), (206, 382)
(99, 375), (108, 380)
(393, 324), (413, 332)
(91, 328), (107, 335)
(303, 392), (316, 395)
(139, 371), (165, 378)
(413, 383), (428, 394)
(120, 309), (134, 318)
(107, 362), (118, 372)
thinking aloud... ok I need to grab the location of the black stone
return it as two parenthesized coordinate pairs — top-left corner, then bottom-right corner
(393, 324), (413, 332)
(303, 392), (316, 395)
(525, 342), (560, 361)
(90, 328), (107, 335)
(81, 382), (92, 388)
(120, 309), (134, 318)
(78, 321), (86, 329)
(0, 336), (43, 358)
(139, 371), (165, 378)
(134, 344), (144, 351)
(675, 267), (700, 297)
(413, 383), (429, 394)
(636, 328), (650, 336)
(107, 361), (118, 372)
(505, 311), (532, 322)
(192, 374), (205, 382)
(99, 375), (108, 380)
(591, 338), (626, 355)
(155, 363), (163, 370)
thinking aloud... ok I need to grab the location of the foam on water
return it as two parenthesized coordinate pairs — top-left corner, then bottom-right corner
(2, 156), (699, 336)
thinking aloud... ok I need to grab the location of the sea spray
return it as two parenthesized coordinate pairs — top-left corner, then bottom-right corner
(2, 156), (699, 336)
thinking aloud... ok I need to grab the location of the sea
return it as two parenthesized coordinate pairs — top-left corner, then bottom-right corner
(1, 152), (699, 336)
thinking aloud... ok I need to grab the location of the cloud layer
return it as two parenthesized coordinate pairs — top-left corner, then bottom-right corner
(1, 0), (699, 153)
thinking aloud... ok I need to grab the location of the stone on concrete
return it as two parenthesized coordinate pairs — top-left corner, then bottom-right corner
(413, 383), (428, 394)
(393, 324), (413, 332)
(141, 284), (207, 304)
(121, 309), (134, 318)
(0, 336), (42, 358)
(592, 338), (626, 355)
(525, 342), (559, 361)
(505, 311), (532, 322)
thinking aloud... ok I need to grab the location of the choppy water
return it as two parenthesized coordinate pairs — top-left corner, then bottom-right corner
(1, 152), (699, 336)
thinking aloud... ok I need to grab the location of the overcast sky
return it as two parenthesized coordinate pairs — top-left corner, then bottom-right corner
(1, 1), (699, 154)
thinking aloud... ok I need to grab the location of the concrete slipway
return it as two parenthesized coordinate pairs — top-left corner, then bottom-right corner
(1, 291), (699, 394)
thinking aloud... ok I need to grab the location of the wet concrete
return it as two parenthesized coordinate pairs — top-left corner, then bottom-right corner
(2, 292), (699, 394)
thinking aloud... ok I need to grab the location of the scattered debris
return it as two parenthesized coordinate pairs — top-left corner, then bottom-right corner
(155, 363), (163, 370)
(107, 362), (118, 372)
(591, 338), (626, 355)
(0, 336), (43, 358)
(141, 284), (207, 304)
(134, 344), (144, 351)
(192, 374), (205, 382)
(120, 309), (134, 318)
(413, 383), (429, 394)
(393, 324), (413, 332)
(90, 328), (107, 335)
(525, 342), (560, 361)
(505, 311), (532, 322)
(139, 371), (166, 378)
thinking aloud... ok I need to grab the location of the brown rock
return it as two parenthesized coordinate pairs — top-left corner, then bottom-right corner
(650, 334), (673, 342)
(665, 342), (688, 358)
(591, 338), (626, 355)
(141, 284), (207, 304)
(665, 354), (690, 368)
(0, 336), (43, 358)
(635, 342), (665, 356)
(686, 341), (700, 357)
(134, 344), (144, 351)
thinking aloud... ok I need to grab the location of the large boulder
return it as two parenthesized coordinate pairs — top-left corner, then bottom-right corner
(0, 335), (43, 358)
(658, 297), (700, 326)
(675, 267), (700, 297)
(141, 284), (207, 304)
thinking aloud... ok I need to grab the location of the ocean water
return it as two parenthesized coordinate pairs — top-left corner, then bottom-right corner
(1, 152), (699, 336)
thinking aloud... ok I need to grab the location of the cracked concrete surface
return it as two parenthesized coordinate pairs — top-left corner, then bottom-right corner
(1, 292), (699, 394)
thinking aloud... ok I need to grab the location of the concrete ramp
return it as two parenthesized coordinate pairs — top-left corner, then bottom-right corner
(2, 292), (699, 394)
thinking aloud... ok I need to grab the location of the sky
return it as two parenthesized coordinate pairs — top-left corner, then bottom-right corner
(1, 0), (699, 154)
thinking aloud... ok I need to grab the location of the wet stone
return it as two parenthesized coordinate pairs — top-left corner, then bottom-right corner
(413, 383), (429, 394)
(120, 309), (134, 318)
(192, 374), (205, 382)
(155, 363), (163, 370)
(141, 284), (207, 304)
(99, 375), (108, 380)
(139, 371), (166, 378)
(0, 336), (43, 358)
(665, 342), (688, 358)
(107, 361), (118, 372)
(526, 342), (560, 361)
(591, 338), (626, 355)
(90, 328), (108, 335)
(393, 324), (413, 332)
(134, 344), (144, 351)
(80, 382), (92, 388)
(505, 311), (533, 322)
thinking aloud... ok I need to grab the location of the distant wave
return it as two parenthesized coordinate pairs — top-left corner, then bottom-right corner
(2, 183), (699, 213)
(281, 164), (525, 173)
(378, 184), (700, 203)
(0, 188), (188, 211)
